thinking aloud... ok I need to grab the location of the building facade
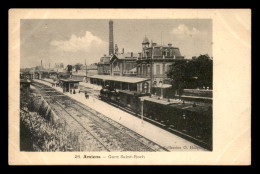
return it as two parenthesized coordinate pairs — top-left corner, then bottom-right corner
(97, 55), (111, 75)
(136, 36), (185, 97)
(110, 52), (138, 77)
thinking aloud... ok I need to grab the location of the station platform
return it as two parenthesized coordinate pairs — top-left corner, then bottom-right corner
(33, 79), (206, 151)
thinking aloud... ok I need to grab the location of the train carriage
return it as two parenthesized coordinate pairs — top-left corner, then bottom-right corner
(94, 74), (212, 150)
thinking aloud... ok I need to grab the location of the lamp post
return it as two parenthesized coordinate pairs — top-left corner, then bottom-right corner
(86, 64), (88, 83)
(150, 45), (154, 95)
(140, 97), (144, 122)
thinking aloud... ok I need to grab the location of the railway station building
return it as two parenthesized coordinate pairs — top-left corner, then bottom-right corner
(110, 52), (138, 77)
(97, 55), (111, 75)
(59, 79), (81, 93)
(136, 36), (185, 98)
(20, 72), (34, 80)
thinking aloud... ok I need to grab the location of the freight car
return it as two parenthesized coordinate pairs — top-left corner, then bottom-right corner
(143, 99), (212, 148)
(99, 85), (149, 113)
(99, 85), (212, 150)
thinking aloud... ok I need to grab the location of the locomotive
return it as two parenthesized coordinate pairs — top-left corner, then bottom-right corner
(100, 85), (120, 103)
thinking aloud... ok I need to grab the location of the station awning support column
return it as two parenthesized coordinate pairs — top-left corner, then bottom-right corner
(140, 98), (144, 123)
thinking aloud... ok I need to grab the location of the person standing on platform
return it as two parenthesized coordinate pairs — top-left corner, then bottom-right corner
(85, 91), (89, 99)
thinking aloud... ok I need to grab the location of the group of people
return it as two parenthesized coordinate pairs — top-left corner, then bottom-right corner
(69, 89), (76, 94)
(51, 82), (60, 87)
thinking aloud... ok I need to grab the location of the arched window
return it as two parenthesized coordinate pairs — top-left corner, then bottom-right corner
(156, 65), (160, 75)
(167, 49), (170, 57)
(142, 64), (145, 75)
(170, 49), (173, 57)
(166, 64), (170, 73)
(137, 66), (141, 75)
(147, 65), (150, 75)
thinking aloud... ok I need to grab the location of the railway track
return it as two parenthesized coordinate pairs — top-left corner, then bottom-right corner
(31, 81), (168, 152)
(60, 98), (168, 151)
(31, 83), (110, 151)
(79, 85), (210, 151)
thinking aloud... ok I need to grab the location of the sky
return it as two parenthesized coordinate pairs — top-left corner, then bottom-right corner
(20, 19), (212, 68)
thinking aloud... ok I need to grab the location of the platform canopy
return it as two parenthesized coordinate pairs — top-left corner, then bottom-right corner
(59, 78), (81, 83)
(20, 79), (31, 83)
(90, 75), (150, 84)
(153, 84), (172, 88)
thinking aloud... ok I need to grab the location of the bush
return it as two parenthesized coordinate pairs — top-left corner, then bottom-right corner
(20, 111), (81, 151)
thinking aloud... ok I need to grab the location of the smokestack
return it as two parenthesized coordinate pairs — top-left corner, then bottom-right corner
(109, 20), (114, 55)
(41, 60), (42, 66)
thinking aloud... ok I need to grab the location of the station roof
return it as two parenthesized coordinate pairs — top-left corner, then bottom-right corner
(153, 84), (172, 88)
(20, 71), (33, 74)
(59, 78), (81, 83)
(58, 72), (70, 75)
(39, 70), (56, 73)
(116, 53), (138, 59)
(110, 53), (138, 62)
(20, 79), (31, 83)
(90, 75), (150, 84)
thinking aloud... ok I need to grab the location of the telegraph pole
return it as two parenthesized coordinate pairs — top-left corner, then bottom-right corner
(161, 31), (162, 45)
(86, 64), (88, 82)
(150, 42), (154, 95)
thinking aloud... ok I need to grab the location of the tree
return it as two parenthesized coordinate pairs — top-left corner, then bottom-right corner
(193, 54), (213, 89)
(167, 54), (213, 95)
(167, 60), (187, 97)
(67, 65), (72, 73)
(74, 63), (83, 72)
(35, 66), (42, 71)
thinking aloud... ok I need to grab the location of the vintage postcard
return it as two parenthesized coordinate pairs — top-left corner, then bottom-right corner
(8, 9), (251, 165)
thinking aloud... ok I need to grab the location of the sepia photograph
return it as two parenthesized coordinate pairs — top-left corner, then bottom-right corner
(19, 18), (213, 152)
(9, 9), (250, 165)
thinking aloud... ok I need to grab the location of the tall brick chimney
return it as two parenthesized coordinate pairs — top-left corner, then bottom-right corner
(109, 20), (114, 55)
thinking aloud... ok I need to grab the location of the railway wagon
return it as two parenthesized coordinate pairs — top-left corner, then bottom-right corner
(117, 90), (149, 113)
(143, 100), (212, 146)
(99, 86), (149, 113)
(99, 86), (212, 149)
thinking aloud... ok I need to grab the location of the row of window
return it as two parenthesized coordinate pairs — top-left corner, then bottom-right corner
(137, 65), (150, 76)
(143, 48), (179, 58)
(137, 64), (171, 75)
